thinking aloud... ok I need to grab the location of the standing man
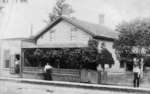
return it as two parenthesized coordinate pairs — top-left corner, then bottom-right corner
(97, 64), (103, 84)
(15, 57), (20, 74)
(133, 57), (141, 87)
(44, 63), (53, 80)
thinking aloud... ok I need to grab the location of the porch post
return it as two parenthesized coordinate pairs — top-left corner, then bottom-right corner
(20, 48), (25, 78)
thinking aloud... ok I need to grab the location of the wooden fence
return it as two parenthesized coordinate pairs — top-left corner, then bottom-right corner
(23, 67), (81, 82)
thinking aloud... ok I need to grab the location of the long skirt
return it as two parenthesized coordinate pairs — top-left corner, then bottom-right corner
(44, 69), (52, 80)
(133, 72), (140, 87)
(15, 65), (20, 73)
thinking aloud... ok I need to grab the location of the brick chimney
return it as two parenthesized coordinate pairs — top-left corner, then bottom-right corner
(99, 14), (104, 24)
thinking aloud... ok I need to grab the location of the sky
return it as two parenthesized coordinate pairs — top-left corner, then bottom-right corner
(68, 0), (150, 27)
(1, 0), (150, 38)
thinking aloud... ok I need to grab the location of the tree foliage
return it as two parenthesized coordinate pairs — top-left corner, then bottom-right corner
(24, 39), (114, 70)
(114, 18), (150, 56)
(48, 0), (74, 22)
(100, 48), (114, 68)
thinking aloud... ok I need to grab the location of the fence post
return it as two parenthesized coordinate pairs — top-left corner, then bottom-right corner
(20, 48), (25, 78)
(97, 71), (101, 84)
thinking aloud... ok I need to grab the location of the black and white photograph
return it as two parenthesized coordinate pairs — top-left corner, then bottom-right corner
(0, 0), (150, 94)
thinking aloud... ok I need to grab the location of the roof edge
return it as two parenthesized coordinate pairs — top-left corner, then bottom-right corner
(31, 17), (63, 41)
(93, 36), (115, 42)
(31, 16), (117, 43)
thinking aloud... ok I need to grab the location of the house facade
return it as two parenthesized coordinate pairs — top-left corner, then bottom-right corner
(0, 16), (125, 78)
(0, 38), (27, 77)
(22, 17), (125, 73)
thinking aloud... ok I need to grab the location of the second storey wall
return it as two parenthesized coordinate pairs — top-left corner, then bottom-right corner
(37, 21), (92, 46)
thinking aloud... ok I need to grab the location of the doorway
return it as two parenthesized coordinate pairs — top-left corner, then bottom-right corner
(126, 62), (133, 71)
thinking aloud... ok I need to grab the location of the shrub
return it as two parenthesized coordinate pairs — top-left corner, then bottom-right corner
(24, 39), (114, 70)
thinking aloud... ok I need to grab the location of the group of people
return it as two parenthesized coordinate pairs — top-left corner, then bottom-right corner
(133, 57), (144, 87)
(42, 58), (145, 87)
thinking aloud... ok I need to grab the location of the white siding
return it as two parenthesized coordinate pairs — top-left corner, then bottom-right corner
(98, 41), (125, 73)
(37, 21), (91, 46)
(0, 40), (21, 77)
(36, 21), (123, 72)
(0, 40), (21, 68)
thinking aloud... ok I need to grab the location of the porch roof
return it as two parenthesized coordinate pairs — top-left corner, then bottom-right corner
(21, 41), (88, 48)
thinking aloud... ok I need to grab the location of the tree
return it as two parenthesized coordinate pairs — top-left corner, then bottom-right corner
(100, 48), (114, 69)
(114, 18), (150, 58)
(48, 0), (74, 23)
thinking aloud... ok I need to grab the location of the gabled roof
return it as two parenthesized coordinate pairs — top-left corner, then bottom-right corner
(31, 16), (118, 42)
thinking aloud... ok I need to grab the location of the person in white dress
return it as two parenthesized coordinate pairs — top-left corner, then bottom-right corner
(44, 63), (53, 80)
(15, 58), (20, 73)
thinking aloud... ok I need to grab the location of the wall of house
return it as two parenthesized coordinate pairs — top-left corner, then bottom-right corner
(36, 21), (124, 72)
(98, 41), (125, 73)
(37, 21), (92, 47)
(0, 40), (21, 77)
(22, 40), (37, 48)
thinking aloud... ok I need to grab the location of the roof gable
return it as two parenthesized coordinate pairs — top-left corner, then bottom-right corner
(31, 17), (118, 42)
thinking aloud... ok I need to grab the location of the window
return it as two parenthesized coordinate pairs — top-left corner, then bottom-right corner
(4, 50), (10, 68)
(101, 42), (106, 48)
(120, 61), (125, 68)
(15, 0), (27, 3)
(15, 54), (20, 60)
(49, 30), (55, 41)
(20, 0), (27, 2)
(70, 27), (78, 41)
(2, 0), (8, 3)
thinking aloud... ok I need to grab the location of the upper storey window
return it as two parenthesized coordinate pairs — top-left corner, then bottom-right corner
(0, 0), (27, 3)
(1, 0), (8, 3)
(49, 30), (55, 41)
(16, 0), (27, 3)
(20, 0), (27, 2)
(70, 27), (78, 41)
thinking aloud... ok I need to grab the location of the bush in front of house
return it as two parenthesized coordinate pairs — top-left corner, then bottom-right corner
(24, 39), (114, 70)
(100, 48), (114, 69)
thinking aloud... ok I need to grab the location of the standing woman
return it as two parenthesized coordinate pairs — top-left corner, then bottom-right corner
(133, 57), (141, 87)
(44, 63), (53, 80)
(15, 57), (20, 74)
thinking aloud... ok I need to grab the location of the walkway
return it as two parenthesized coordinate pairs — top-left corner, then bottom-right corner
(0, 77), (150, 94)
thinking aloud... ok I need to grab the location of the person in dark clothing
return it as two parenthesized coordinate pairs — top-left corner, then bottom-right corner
(133, 58), (141, 87)
(44, 63), (53, 80)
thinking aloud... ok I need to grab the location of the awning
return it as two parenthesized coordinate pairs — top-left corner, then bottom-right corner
(21, 41), (88, 48)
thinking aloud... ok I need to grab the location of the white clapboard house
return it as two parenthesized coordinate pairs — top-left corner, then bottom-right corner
(0, 16), (124, 78)
(22, 16), (123, 73)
